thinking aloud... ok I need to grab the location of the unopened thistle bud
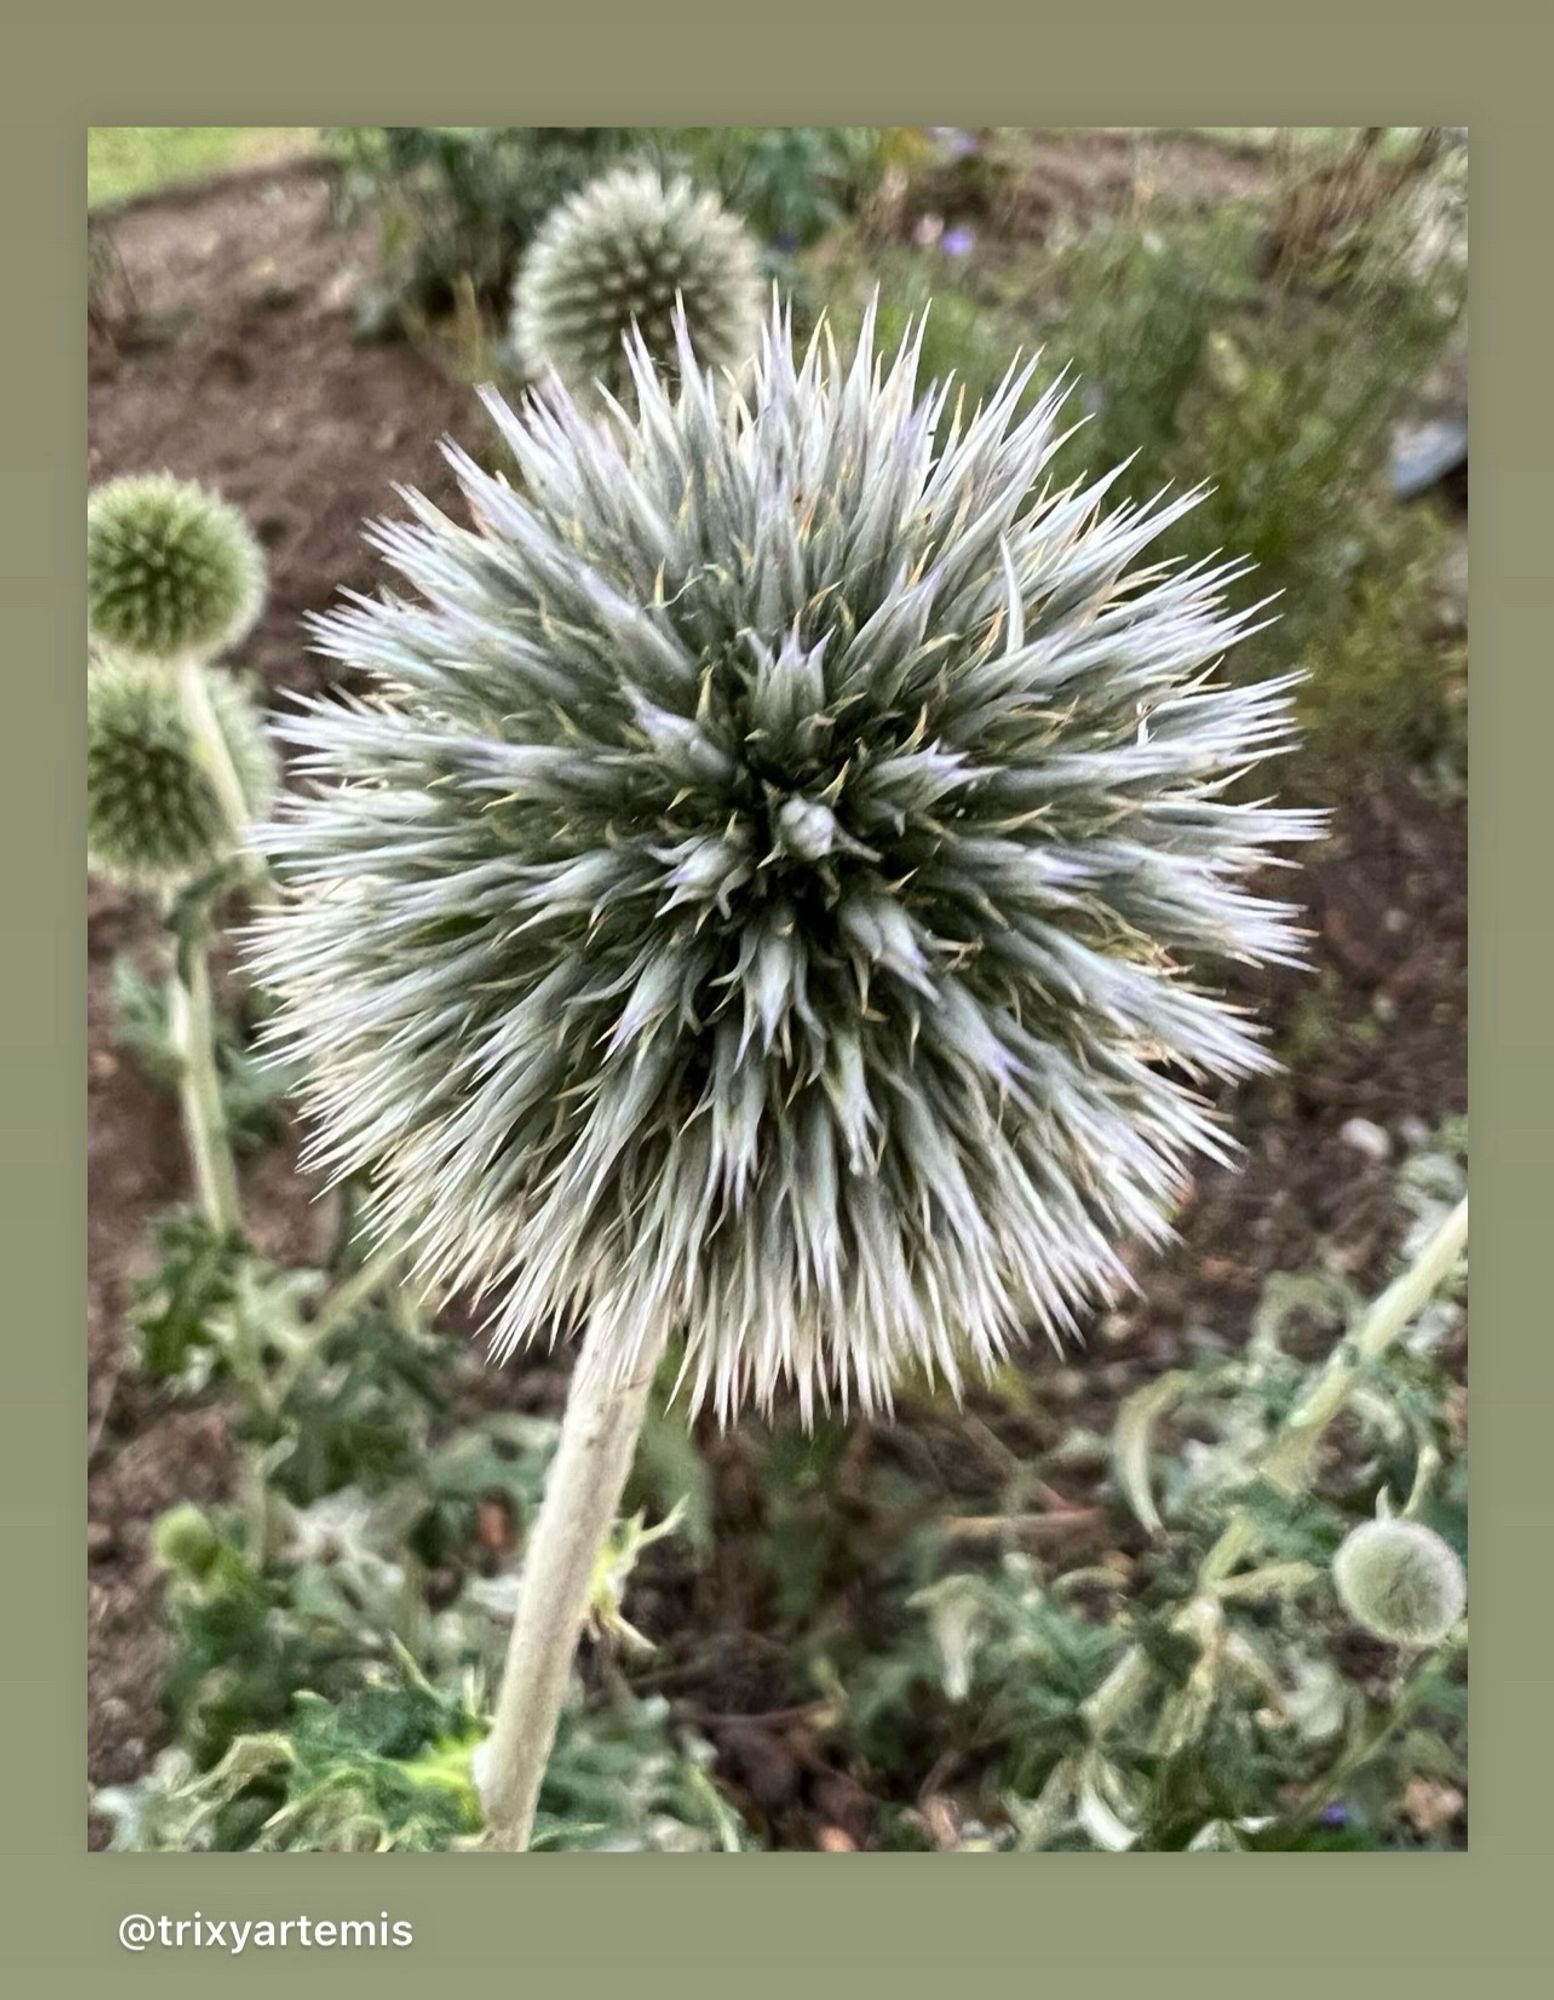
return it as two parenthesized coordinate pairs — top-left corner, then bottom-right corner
(1332, 1519), (1466, 1647)
(150, 1502), (223, 1580)
(512, 165), (762, 403)
(88, 473), (265, 661)
(87, 655), (275, 892)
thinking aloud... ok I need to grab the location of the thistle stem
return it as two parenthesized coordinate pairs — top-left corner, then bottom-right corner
(478, 1319), (668, 1851)
(175, 654), (272, 902)
(262, 1238), (407, 1412)
(177, 656), (252, 845)
(167, 937), (241, 1237)
(302, 1238), (405, 1354)
(1259, 1196), (1468, 1495)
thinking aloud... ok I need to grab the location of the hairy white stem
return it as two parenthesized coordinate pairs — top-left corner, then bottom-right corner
(167, 943), (240, 1236)
(478, 1319), (668, 1850)
(177, 656), (252, 842)
(175, 653), (272, 902)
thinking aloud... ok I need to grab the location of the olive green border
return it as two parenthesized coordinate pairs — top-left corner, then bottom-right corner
(4, 0), (1545, 1987)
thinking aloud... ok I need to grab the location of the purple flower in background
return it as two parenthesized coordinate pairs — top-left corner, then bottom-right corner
(1320, 1804), (1349, 1828)
(929, 127), (979, 161)
(940, 225), (976, 259)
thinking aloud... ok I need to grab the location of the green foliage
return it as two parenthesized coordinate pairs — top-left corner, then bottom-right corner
(843, 1558), (1125, 1786)
(323, 124), (901, 335)
(111, 956), (301, 1151)
(813, 242), (1041, 434)
(321, 126), (639, 323)
(827, 1132), (1468, 1851)
(87, 128), (315, 212)
(104, 1180), (740, 1849)
(529, 1690), (748, 1851)
(99, 1667), (746, 1853)
(624, 1341), (715, 1560)
(127, 1208), (245, 1380)
(755, 1421), (860, 1622)
(1048, 211), (1258, 477)
(1037, 143), (1466, 769)
(127, 1209), (451, 1505)
(152, 1515), (373, 1771)
(665, 127), (907, 253)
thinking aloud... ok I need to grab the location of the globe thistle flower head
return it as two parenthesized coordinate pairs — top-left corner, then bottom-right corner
(88, 655), (276, 892)
(251, 300), (1320, 1422)
(1333, 1519), (1466, 1647)
(88, 473), (265, 661)
(511, 164), (762, 404)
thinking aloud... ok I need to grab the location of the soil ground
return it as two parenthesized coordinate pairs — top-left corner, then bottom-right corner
(86, 148), (1467, 1847)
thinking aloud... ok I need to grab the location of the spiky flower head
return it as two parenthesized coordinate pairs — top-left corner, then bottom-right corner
(511, 164), (761, 404)
(87, 655), (275, 892)
(88, 473), (265, 661)
(1332, 1519), (1466, 1647)
(250, 302), (1318, 1421)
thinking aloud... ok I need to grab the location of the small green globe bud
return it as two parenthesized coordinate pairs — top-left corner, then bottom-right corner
(88, 473), (265, 661)
(87, 656), (276, 892)
(512, 165), (762, 404)
(151, 1502), (222, 1579)
(1332, 1519), (1466, 1647)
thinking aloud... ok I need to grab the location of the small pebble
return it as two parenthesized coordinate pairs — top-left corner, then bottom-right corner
(1340, 1116), (1392, 1162)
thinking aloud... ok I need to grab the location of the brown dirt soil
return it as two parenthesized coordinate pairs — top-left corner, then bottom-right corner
(85, 154), (1467, 1849)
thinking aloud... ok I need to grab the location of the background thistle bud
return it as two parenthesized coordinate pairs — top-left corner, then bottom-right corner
(150, 1502), (223, 1581)
(88, 656), (275, 892)
(88, 472), (265, 661)
(1332, 1519), (1466, 1646)
(511, 164), (762, 402)
(252, 301), (1319, 1422)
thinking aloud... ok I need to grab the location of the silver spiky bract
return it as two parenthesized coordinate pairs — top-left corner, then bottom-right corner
(1333, 1520), (1466, 1647)
(511, 165), (761, 404)
(250, 301), (1319, 1421)
(87, 656), (275, 892)
(87, 473), (266, 662)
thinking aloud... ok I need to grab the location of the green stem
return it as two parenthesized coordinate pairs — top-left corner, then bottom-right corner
(306, 1238), (405, 1351)
(1292, 1637), (1462, 1829)
(1260, 1197), (1468, 1495)
(178, 656), (251, 841)
(1081, 1639), (1158, 1739)
(265, 1239), (406, 1409)
(176, 654), (272, 903)
(167, 937), (241, 1236)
